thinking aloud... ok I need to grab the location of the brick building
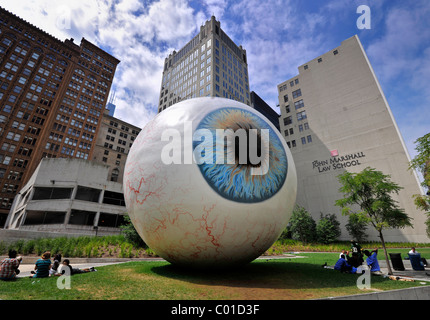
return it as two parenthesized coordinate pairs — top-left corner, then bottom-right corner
(0, 7), (119, 226)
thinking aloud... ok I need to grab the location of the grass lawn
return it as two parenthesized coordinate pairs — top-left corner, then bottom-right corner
(1, 252), (428, 300)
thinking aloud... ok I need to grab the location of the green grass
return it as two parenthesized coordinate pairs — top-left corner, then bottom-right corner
(1, 252), (427, 300)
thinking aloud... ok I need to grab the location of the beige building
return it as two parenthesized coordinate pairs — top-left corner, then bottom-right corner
(91, 113), (141, 184)
(278, 35), (426, 242)
(159, 16), (250, 113)
(0, 7), (119, 226)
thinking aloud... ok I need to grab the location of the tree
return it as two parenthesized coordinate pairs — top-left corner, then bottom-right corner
(316, 213), (341, 244)
(408, 133), (430, 237)
(345, 213), (368, 243)
(288, 205), (316, 243)
(119, 214), (147, 248)
(335, 167), (413, 275)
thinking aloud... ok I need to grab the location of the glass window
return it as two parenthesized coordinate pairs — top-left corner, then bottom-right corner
(301, 137), (306, 145)
(294, 99), (304, 110)
(283, 116), (292, 126)
(292, 89), (302, 99)
(297, 110), (307, 121)
(307, 135), (312, 143)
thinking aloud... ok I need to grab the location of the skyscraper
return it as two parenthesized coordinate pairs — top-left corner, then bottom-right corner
(158, 16), (250, 113)
(0, 7), (119, 226)
(277, 35), (426, 242)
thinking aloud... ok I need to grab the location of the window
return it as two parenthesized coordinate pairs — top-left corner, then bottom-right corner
(307, 135), (312, 143)
(102, 190), (125, 206)
(301, 137), (306, 145)
(69, 210), (96, 226)
(299, 124), (303, 132)
(289, 128), (294, 135)
(284, 130), (289, 137)
(283, 116), (292, 126)
(24, 211), (66, 225)
(333, 50), (339, 55)
(75, 186), (101, 202)
(285, 105), (290, 113)
(292, 140), (296, 147)
(297, 110), (307, 121)
(295, 79), (299, 85)
(292, 89), (302, 99)
(318, 58), (322, 63)
(97, 213), (125, 228)
(304, 65), (308, 70)
(32, 187), (73, 200)
(304, 122), (309, 130)
(294, 99), (304, 110)
(283, 94), (288, 103)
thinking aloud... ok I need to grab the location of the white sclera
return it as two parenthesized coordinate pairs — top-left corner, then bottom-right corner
(123, 97), (297, 268)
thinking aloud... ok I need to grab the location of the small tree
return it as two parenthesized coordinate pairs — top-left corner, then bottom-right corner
(120, 214), (147, 248)
(335, 167), (413, 275)
(408, 133), (430, 237)
(289, 205), (316, 243)
(345, 213), (368, 243)
(316, 213), (341, 244)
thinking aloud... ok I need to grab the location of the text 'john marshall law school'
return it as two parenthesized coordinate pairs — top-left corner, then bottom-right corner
(312, 152), (366, 173)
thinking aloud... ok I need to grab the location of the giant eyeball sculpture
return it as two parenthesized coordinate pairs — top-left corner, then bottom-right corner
(123, 97), (297, 268)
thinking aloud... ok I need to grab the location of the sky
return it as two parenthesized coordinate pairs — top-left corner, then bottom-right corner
(1, 0), (429, 161)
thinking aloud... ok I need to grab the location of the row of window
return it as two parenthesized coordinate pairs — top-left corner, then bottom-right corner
(286, 135), (313, 149)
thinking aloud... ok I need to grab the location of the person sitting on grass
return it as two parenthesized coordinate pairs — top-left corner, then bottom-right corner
(0, 249), (22, 281)
(30, 251), (52, 278)
(49, 254), (62, 276)
(58, 259), (97, 276)
(363, 248), (381, 273)
(334, 254), (357, 274)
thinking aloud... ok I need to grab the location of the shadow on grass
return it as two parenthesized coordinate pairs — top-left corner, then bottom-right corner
(149, 259), (382, 291)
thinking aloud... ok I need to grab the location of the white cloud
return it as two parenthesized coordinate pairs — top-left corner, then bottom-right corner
(1, 0), (206, 129)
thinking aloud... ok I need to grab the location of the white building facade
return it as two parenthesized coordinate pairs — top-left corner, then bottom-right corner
(277, 35), (427, 242)
(5, 158), (126, 236)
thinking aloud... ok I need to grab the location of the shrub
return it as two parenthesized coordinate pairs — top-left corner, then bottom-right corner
(288, 205), (316, 243)
(316, 213), (341, 244)
(345, 213), (368, 243)
(120, 214), (147, 248)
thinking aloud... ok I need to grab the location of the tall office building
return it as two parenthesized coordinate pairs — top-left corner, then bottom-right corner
(277, 35), (426, 242)
(0, 7), (119, 226)
(158, 16), (250, 113)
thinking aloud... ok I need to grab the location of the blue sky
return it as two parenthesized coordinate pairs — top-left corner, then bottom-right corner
(2, 0), (429, 161)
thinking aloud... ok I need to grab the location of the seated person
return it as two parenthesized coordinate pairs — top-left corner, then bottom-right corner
(59, 259), (96, 276)
(363, 249), (381, 272)
(0, 250), (22, 281)
(49, 254), (62, 276)
(30, 251), (52, 278)
(409, 247), (427, 267)
(334, 255), (357, 274)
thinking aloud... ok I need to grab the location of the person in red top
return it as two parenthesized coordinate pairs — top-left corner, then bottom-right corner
(0, 249), (22, 280)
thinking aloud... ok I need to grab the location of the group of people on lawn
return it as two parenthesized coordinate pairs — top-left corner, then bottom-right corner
(0, 250), (96, 281)
(334, 240), (381, 274)
(333, 240), (427, 275)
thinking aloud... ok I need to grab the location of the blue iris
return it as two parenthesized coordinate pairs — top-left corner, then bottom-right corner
(193, 107), (288, 203)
